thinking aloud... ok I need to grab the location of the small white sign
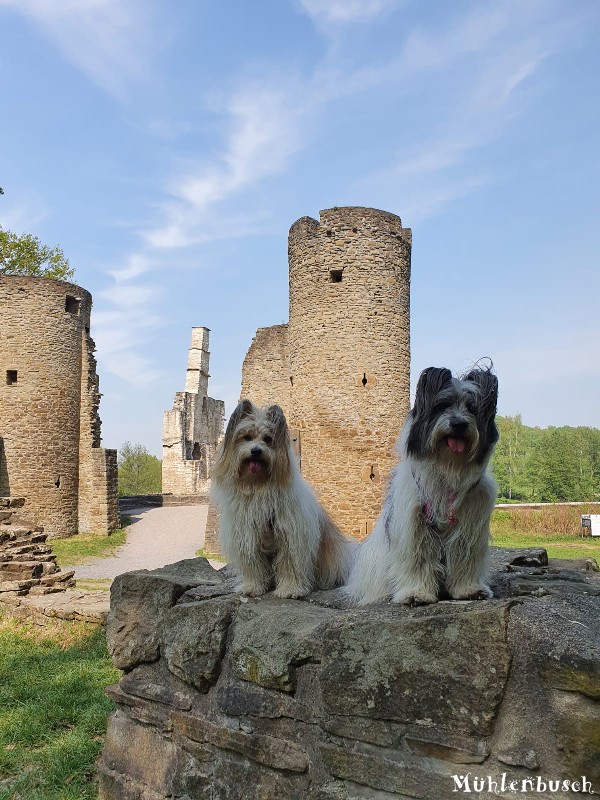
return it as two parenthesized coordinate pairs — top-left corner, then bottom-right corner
(590, 515), (600, 537)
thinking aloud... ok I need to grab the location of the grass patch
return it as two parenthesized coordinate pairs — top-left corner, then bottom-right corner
(490, 508), (600, 561)
(50, 517), (130, 567)
(75, 579), (113, 592)
(0, 613), (119, 800)
(195, 547), (225, 562)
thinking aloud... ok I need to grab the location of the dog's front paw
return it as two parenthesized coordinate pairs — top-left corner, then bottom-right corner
(450, 584), (493, 601)
(273, 582), (310, 599)
(392, 589), (438, 606)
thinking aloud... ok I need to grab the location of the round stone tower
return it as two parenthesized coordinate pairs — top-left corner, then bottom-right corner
(287, 207), (411, 538)
(0, 276), (119, 537)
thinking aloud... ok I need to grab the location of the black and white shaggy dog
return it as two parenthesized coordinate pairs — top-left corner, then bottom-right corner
(211, 399), (355, 598)
(345, 365), (499, 606)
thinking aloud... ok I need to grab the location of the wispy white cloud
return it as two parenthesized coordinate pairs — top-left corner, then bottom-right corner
(93, 252), (164, 385)
(144, 83), (305, 249)
(297, 0), (400, 24)
(0, 0), (160, 97)
(353, 8), (556, 221)
(0, 196), (49, 233)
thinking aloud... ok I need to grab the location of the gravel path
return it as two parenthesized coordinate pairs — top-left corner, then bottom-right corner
(73, 504), (210, 580)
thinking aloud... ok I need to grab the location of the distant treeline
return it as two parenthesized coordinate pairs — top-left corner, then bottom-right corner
(491, 416), (600, 502)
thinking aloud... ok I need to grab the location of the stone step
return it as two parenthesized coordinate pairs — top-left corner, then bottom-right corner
(4, 516), (43, 532)
(7, 534), (48, 547)
(0, 526), (38, 541)
(1, 544), (51, 558)
(0, 578), (37, 593)
(27, 585), (67, 596)
(40, 569), (76, 587)
(0, 561), (44, 580)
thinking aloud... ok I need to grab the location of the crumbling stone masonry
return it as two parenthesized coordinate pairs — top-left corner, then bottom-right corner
(240, 207), (411, 540)
(99, 549), (600, 799)
(162, 328), (225, 499)
(0, 276), (119, 538)
(0, 497), (109, 623)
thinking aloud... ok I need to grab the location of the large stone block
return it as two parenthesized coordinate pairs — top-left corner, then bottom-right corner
(319, 602), (512, 736)
(162, 596), (239, 691)
(99, 551), (600, 799)
(106, 558), (225, 670)
(231, 599), (338, 692)
(172, 712), (309, 773)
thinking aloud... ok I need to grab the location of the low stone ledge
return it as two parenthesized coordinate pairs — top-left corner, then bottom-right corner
(1, 588), (109, 624)
(99, 549), (600, 799)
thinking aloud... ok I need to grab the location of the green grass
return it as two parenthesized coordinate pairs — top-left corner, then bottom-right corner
(195, 547), (225, 562)
(74, 579), (113, 592)
(0, 614), (119, 800)
(490, 509), (600, 561)
(50, 518), (130, 567)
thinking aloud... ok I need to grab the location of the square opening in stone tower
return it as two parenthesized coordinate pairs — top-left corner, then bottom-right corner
(6, 370), (17, 385)
(65, 295), (81, 315)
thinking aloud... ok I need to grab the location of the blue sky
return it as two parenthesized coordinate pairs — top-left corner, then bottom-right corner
(1, 0), (598, 457)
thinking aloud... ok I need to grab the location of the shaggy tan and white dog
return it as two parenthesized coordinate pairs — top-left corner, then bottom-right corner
(345, 365), (499, 606)
(211, 399), (355, 598)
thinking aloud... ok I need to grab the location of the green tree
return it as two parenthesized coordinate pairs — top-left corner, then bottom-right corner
(492, 415), (530, 500)
(0, 226), (74, 280)
(118, 442), (162, 496)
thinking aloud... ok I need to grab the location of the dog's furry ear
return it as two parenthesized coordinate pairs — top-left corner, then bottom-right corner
(407, 367), (453, 457)
(222, 399), (254, 451)
(265, 405), (290, 448)
(463, 367), (499, 456)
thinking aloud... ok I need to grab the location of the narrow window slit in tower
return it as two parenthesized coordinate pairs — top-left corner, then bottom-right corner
(362, 373), (368, 386)
(289, 376), (294, 386)
(65, 296), (81, 315)
(55, 476), (61, 489)
(369, 466), (375, 481)
(6, 370), (17, 385)
(330, 270), (343, 283)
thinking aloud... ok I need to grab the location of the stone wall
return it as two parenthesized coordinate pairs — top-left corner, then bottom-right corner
(241, 207), (411, 540)
(0, 276), (119, 537)
(240, 324), (292, 417)
(100, 548), (600, 799)
(162, 328), (225, 497)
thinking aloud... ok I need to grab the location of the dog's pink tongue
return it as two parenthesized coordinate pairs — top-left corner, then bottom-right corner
(248, 460), (262, 474)
(447, 438), (466, 454)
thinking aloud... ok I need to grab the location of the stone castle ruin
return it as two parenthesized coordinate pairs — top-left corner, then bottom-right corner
(162, 327), (225, 499)
(241, 206), (411, 539)
(0, 276), (119, 538)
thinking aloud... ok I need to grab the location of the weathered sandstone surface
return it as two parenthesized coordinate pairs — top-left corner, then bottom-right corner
(99, 548), (600, 799)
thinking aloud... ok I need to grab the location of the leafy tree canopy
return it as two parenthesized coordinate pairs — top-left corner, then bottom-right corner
(118, 442), (162, 497)
(0, 225), (74, 280)
(492, 417), (600, 503)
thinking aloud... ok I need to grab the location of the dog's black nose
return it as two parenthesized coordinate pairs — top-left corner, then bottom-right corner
(449, 417), (468, 434)
(250, 446), (262, 458)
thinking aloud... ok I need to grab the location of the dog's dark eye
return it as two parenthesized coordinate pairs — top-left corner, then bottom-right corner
(243, 434), (252, 441)
(263, 435), (273, 445)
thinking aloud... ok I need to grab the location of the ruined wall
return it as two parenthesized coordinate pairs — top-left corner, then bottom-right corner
(240, 324), (292, 418)
(0, 276), (119, 537)
(162, 328), (225, 498)
(241, 207), (411, 538)
(99, 548), (600, 799)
